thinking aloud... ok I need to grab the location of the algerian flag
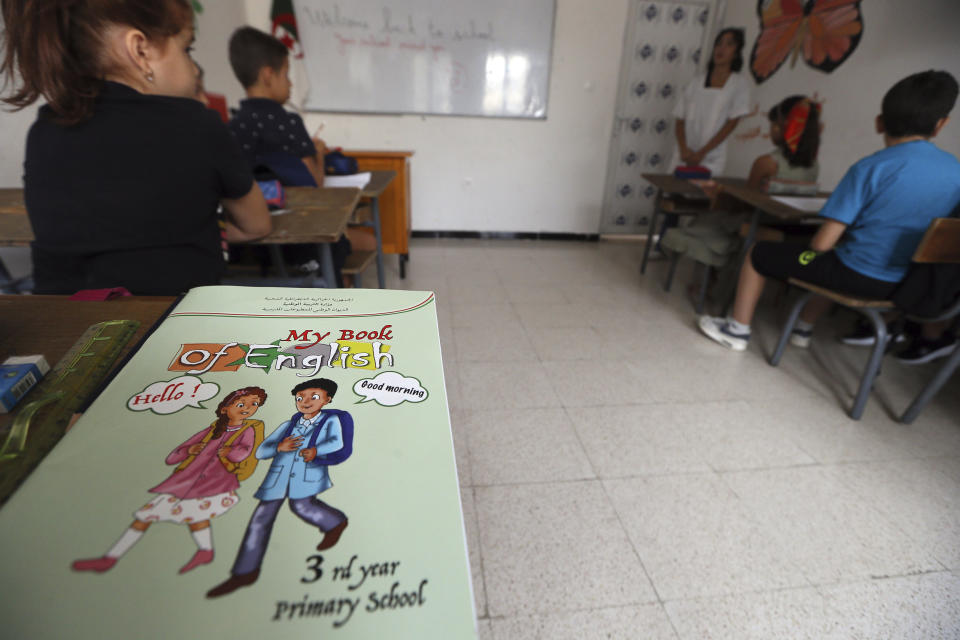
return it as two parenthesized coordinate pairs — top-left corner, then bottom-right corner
(270, 0), (311, 109)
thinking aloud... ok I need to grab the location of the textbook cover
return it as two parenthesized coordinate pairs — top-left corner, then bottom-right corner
(0, 286), (476, 639)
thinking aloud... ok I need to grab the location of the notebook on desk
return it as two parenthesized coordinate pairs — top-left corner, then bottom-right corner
(0, 286), (476, 639)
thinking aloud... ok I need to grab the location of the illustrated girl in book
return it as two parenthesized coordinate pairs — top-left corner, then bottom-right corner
(72, 386), (268, 575)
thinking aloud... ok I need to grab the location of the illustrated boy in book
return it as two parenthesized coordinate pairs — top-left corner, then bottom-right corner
(72, 387), (267, 575)
(207, 378), (352, 598)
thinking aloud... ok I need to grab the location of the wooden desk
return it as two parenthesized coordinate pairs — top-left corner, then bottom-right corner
(272, 186), (361, 287)
(344, 150), (413, 277)
(713, 178), (829, 221)
(0, 295), (175, 369)
(713, 178), (829, 262)
(639, 173), (712, 275)
(0, 188), (26, 214)
(0, 187), (362, 289)
(0, 213), (31, 248)
(0, 294), (175, 455)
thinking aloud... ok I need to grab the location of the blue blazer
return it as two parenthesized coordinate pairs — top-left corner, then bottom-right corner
(253, 414), (343, 501)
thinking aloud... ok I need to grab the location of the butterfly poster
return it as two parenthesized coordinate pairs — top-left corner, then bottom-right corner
(750, 0), (863, 84)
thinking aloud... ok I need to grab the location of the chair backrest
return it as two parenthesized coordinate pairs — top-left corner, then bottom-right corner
(912, 218), (960, 264)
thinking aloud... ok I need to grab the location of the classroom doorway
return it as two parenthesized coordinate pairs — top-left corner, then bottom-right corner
(599, 0), (724, 236)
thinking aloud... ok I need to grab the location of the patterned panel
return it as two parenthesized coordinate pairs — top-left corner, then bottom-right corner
(601, 1), (713, 234)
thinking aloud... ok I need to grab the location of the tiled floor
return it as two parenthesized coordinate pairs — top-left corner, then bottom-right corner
(385, 238), (960, 640)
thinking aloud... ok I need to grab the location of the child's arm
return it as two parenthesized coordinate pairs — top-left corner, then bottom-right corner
(256, 422), (291, 460)
(689, 117), (741, 166)
(809, 219), (847, 252)
(166, 429), (210, 465)
(747, 154), (778, 190)
(221, 182), (272, 242)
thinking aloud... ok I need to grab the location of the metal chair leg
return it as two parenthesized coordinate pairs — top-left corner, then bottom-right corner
(900, 343), (960, 423)
(695, 265), (711, 314)
(640, 193), (662, 275)
(770, 291), (812, 366)
(664, 251), (680, 292)
(849, 308), (888, 420)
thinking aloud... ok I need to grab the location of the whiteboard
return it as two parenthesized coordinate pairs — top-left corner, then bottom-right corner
(292, 0), (555, 118)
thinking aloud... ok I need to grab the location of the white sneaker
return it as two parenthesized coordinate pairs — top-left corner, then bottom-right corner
(789, 327), (812, 348)
(698, 315), (749, 351)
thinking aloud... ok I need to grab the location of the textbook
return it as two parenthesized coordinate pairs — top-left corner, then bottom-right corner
(0, 286), (476, 639)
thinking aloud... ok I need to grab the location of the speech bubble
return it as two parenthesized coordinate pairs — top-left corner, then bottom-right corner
(353, 371), (428, 407)
(127, 375), (220, 415)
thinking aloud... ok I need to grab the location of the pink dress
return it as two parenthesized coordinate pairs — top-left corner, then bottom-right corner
(134, 424), (255, 525)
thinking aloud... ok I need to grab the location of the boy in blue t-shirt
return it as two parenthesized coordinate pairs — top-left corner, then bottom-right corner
(699, 70), (960, 352)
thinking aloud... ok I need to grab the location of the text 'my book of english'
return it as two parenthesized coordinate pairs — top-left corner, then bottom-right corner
(0, 286), (476, 639)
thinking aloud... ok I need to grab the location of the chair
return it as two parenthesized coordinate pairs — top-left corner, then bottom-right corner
(639, 191), (711, 276)
(770, 218), (960, 420)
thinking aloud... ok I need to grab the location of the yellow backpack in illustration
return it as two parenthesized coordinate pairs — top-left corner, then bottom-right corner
(176, 419), (265, 482)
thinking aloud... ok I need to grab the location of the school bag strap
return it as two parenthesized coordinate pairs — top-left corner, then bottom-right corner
(306, 409), (354, 466)
(174, 420), (218, 473)
(216, 419), (265, 479)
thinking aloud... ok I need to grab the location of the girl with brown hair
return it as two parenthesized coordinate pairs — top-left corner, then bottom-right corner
(0, 0), (271, 294)
(72, 386), (267, 575)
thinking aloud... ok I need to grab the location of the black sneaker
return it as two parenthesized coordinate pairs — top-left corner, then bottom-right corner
(840, 320), (905, 347)
(895, 334), (957, 365)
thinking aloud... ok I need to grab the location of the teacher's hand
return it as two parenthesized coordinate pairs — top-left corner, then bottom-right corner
(688, 149), (707, 166)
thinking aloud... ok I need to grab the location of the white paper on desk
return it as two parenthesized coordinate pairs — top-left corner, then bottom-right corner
(324, 172), (371, 189)
(771, 195), (828, 213)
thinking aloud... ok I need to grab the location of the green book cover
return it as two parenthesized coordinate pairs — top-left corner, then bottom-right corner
(0, 286), (476, 639)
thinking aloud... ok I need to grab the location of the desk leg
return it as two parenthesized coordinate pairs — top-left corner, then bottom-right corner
(268, 245), (289, 279)
(371, 196), (385, 289)
(318, 242), (336, 289)
(399, 254), (408, 279)
(640, 189), (662, 275)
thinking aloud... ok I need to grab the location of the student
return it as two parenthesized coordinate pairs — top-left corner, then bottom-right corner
(207, 378), (351, 598)
(698, 70), (960, 351)
(0, 0), (271, 295)
(655, 27), (752, 253)
(747, 95), (821, 192)
(72, 387), (267, 575)
(227, 26), (327, 186)
(662, 95), (822, 298)
(226, 26), (375, 286)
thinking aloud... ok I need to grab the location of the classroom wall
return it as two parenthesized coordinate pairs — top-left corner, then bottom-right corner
(242, 0), (628, 234)
(721, 0), (960, 190)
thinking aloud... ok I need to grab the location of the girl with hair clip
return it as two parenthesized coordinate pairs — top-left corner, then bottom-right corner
(661, 96), (822, 306)
(748, 95), (821, 193)
(0, 0), (271, 295)
(72, 387), (267, 575)
(655, 27), (753, 254)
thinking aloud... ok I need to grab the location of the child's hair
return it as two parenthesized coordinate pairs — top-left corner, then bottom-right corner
(213, 386), (268, 438)
(704, 27), (745, 87)
(228, 26), (289, 89)
(881, 70), (959, 138)
(292, 378), (338, 400)
(768, 95), (821, 168)
(0, 0), (193, 125)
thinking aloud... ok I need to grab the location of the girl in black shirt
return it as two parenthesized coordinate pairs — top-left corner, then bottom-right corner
(1, 0), (271, 295)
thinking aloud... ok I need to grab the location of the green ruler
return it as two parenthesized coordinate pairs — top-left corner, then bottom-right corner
(0, 319), (140, 505)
